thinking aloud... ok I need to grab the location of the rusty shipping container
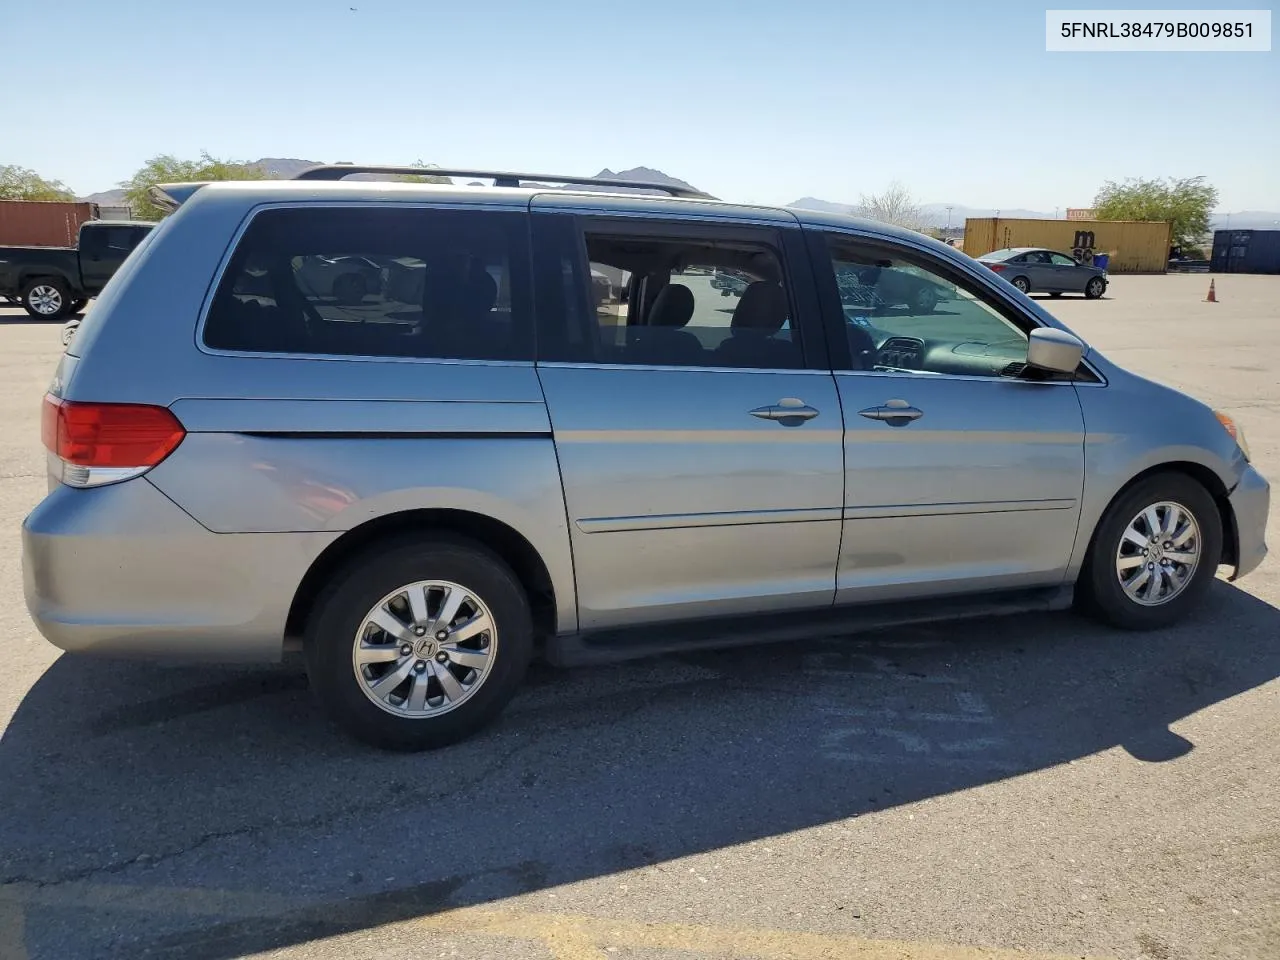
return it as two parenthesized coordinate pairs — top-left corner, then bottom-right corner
(961, 218), (1171, 274)
(0, 200), (98, 247)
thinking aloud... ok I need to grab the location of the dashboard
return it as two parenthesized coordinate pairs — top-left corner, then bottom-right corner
(848, 316), (1030, 378)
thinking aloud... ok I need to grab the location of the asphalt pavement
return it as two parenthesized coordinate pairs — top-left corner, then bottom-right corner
(0, 274), (1276, 959)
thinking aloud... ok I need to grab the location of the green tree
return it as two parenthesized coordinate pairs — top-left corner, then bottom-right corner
(0, 164), (75, 201)
(121, 152), (267, 220)
(1092, 176), (1217, 249)
(394, 159), (452, 185)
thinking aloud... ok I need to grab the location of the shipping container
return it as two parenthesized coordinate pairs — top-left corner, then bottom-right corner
(961, 218), (1172, 274)
(1210, 230), (1280, 275)
(0, 200), (98, 247)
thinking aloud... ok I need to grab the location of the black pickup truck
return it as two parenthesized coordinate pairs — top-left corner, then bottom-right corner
(0, 220), (153, 318)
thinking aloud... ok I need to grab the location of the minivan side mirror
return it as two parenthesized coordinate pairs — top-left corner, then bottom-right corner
(1026, 327), (1084, 375)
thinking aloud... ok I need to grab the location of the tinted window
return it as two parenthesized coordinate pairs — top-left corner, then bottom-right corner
(829, 238), (1029, 378)
(1024, 251), (1052, 264)
(1048, 252), (1077, 266)
(204, 207), (531, 361)
(102, 227), (137, 252)
(565, 231), (801, 370)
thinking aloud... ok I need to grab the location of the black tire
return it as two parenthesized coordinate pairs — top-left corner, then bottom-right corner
(304, 535), (533, 750)
(910, 285), (939, 314)
(1076, 472), (1222, 630)
(1084, 276), (1106, 299)
(21, 278), (71, 319)
(1011, 276), (1031, 294)
(68, 299), (87, 315)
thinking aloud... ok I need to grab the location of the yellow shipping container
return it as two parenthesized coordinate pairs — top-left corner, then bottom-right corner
(961, 218), (1171, 274)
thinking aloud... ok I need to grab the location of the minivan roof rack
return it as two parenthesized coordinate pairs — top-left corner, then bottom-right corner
(293, 165), (716, 200)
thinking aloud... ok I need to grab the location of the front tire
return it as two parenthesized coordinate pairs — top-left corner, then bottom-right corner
(304, 536), (533, 750)
(1085, 276), (1106, 299)
(1011, 275), (1031, 294)
(1077, 473), (1222, 630)
(67, 298), (87, 315)
(21, 279), (71, 319)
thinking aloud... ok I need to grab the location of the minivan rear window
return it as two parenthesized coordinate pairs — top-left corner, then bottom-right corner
(203, 207), (532, 362)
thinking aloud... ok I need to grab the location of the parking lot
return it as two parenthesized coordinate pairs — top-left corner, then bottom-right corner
(0, 274), (1276, 959)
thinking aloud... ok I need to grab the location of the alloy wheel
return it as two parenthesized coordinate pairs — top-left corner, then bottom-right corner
(1114, 501), (1201, 606)
(27, 285), (64, 316)
(352, 579), (497, 717)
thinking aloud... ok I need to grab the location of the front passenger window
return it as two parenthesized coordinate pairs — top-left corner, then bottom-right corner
(829, 239), (1030, 378)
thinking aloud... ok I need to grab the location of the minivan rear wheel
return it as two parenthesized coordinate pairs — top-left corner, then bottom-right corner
(1077, 473), (1222, 630)
(304, 536), (533, 750)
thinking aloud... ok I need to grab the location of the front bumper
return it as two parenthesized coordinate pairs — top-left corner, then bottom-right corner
(22, 478), (337, 662)
(1227, 464), (1270, 580)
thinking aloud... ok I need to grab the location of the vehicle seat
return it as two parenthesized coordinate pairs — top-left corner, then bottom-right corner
(714, 281), (799, 369)
(206, 296), (309, 354)
(627, 283), (703, 365)
(422, 262), (510, 359)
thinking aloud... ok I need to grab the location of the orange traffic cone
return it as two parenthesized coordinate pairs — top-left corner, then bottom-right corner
(1205, 279), (1217, 302)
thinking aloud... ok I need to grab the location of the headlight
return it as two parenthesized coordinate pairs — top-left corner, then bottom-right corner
(1215, 411), (1251, 461)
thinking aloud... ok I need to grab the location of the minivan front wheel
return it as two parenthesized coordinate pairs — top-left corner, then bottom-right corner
(305, 537), (533, 750)
(1078, 473), (1222, 630)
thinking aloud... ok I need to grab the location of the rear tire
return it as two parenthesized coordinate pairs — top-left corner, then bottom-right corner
(910, 285), (939, 314)
(21, 279), (71, 319)
(1076, 473), (1222, 630)
(1011, 276), (1031, 294)
(304, 536), (533, 750)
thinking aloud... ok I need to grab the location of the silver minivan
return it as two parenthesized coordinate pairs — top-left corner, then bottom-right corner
(23, 167), (1269, 749)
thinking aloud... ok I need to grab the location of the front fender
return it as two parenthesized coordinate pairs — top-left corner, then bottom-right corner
(1069, 372), (1245, 579)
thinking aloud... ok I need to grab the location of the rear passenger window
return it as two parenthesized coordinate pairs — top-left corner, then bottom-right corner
(103, 227), (136, 252)
(203, 207), (531, 361)
(566, 232), (801, 369)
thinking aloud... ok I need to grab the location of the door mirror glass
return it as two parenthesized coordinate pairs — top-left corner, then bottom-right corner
(1026, 327), (1084, 374)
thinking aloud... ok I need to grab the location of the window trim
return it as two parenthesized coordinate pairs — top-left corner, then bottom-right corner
(195, 200), (536, 365)
(536, 214), (827, 372)
(810, 228), (1104, 385)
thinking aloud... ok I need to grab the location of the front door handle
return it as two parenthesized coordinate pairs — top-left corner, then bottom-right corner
(858, 399), (923, 425)
(750, 397), (820, 425)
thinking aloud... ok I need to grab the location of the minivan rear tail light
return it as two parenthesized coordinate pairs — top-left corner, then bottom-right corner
(41, 394), (185, 487)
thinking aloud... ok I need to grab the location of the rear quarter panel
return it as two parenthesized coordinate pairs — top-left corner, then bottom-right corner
(60, 189), (579, 633)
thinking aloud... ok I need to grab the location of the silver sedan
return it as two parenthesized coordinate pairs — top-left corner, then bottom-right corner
(979, 247), (1108, 299)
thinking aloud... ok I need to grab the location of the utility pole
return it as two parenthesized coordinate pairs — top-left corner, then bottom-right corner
(945, 206), (953, 231)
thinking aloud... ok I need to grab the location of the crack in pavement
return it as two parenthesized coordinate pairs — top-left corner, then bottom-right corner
(0, 734), (539, 890)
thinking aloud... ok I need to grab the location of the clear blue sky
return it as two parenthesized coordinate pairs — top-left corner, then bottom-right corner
(7, 0), (1278, 211)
